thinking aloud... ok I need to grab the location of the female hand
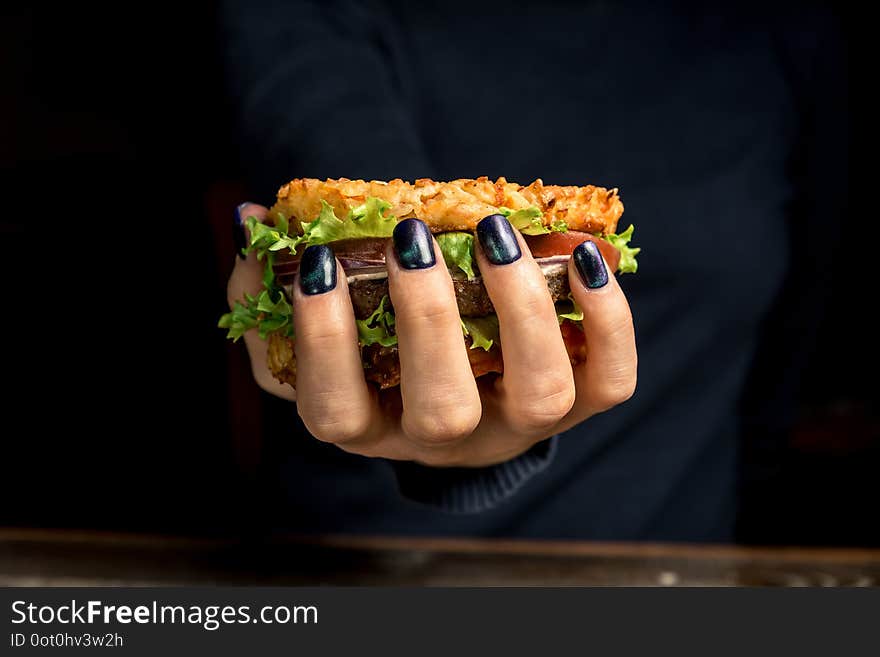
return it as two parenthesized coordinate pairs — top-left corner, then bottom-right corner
(228, 203), (637, 467)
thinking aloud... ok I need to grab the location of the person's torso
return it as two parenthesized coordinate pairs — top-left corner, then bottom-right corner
(268, 1), (797, 540)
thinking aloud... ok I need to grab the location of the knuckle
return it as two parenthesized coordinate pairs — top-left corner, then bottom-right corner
(395, 297), (459, 328)
(295, 324), (350, 349)
(298, 401), (371, 444)
(403, 407), (480, 447)
(602, 313), (635, 341)
(510, 377), (576, 432)
(591, 373), (637, 412)
(508, 282), (554, 318)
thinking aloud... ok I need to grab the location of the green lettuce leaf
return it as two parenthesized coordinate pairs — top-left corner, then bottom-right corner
(245, 196), (399, 260)
(246, 215), (304, 260)
(461, 316), (500, 351)
(218, 288), (293, 342)
(556, 293), (584, 323)
(262, 253), (278, 291)
(604, 224), (640, 274)
(499, 206), (569, 236)
(255, 289), (290, 315)
(300, 197), (397, 247)
(499, 206), (546, 235)
(436, 232), (476, 279)
(256, 314), (290, 337)
(356, 295), (398, 347)
(218, 294), (260, 342)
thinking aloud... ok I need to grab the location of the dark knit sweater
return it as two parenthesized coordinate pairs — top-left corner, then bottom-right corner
(221, 0), (845, 540)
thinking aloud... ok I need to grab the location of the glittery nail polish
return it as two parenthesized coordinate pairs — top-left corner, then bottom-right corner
(476, 214), (522, 265)
(393, 218), (436, 269)
(573, 240), (609, 289)
(234, 203), (250, 260)
(299, 245), (337, 295)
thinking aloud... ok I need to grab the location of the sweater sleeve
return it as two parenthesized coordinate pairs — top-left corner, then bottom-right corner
(388, 437), (559, 513)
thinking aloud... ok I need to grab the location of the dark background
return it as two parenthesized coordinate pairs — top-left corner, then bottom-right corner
(1, 3), (876, 546)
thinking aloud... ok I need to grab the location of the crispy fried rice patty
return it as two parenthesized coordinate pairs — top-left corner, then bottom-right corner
(269, 176), (624, 234)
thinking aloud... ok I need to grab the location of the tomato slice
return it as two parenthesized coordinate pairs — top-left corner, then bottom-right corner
(524, 231), (620, 272)
(273, 231), (620, 272)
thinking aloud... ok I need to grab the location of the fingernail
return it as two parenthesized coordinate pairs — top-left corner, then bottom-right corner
(573, 240), (609, 289)
(234, 203), (250, 260)
(299, 245), (337, 295)
(393, 218), (436, 269)
(476, 213), (522, 265)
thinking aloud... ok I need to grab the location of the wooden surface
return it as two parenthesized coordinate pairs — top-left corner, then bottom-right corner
(2, 529), (879, 586)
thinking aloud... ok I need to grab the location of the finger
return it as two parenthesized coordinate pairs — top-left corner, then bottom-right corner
(386, 219), (482, 446)
(474, 214), (576, 433)
(227, 203), (296, 401)
(292, 245), (383, 445)
(566, 241), (637, 416)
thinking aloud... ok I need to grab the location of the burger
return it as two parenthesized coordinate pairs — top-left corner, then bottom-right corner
(219, 177), (638, 389)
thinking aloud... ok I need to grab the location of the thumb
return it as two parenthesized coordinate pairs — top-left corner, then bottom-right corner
(227, 202), (297, 401)
(227, 202), (268, 307)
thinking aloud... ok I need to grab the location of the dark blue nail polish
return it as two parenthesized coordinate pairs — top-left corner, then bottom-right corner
(234, 203), (250, 260)
(299, 245), (337, 295)
(573, 240), (609, 289)
(476, 213), (521, 265)
(393, 218), (436, 269)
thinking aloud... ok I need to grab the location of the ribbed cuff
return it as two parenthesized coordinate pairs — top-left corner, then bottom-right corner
(389, 436), (558, 514)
